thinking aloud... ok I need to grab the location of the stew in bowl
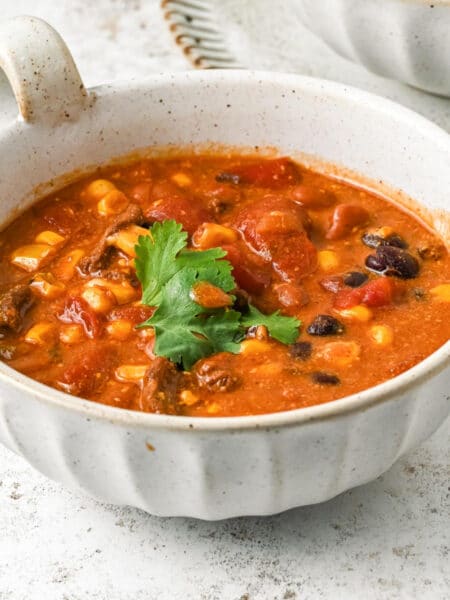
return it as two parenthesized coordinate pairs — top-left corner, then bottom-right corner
(1, 153), (449, 417)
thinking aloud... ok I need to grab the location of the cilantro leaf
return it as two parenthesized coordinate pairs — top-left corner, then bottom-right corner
(142, 268), (242, 369)
(135, 219), (301, 370)
(241, 305), (300, 344)
(135, 220), (187, 305)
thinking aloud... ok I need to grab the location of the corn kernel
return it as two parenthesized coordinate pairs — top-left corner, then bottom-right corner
(107, 224), (150, 257)
(55, 249), (85, 280)
(60, 324), (84, 344)
(337, 305), (373, 322)
(430, 284), (450, 302)
(11, 244), (55, 272)
(318, 341), (361, 368)
(81, 285), (116, 313)
(207, 402), (221, 414)
(369, 324), (394, 346)
(318, 250), (339, 272)
(30, 273), (66, 299)
(179, 390), (199, 406)
(106, 319), (134, 340)
(97, 190), (129, 216)
(86, 179), (116, 201)
(24, 322), (57, 346)
(373, 226), (395, 239)
(192, 222), (238, 249)
(86, 278), (139, 305)
(35, 230), (65, 246)
(115, 364), (148, 382)
(240, 339), (272, 354)
(171, 172), (192, 188)
(250, 363), (284, 377)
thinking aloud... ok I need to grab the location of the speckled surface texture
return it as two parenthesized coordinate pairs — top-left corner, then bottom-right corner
(0, 1), (449, 598)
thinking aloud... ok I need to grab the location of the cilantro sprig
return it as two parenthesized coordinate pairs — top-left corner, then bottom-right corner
(135, 220), (300, 370)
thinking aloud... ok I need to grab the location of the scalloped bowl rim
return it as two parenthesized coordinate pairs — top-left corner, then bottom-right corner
(1, 69), (449, 432)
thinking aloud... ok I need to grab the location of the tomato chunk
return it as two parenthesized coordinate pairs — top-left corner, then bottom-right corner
(59, 296), (104, 338)
(334, 277), (400, 309)
(222, 244), (270, 295)
(234, 197), (317, 282)
(145, 193), (211, 236)
(218, 158), (301, 188)
(61, 342), (116, 396)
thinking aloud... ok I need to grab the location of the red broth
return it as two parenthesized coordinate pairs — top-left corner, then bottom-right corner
(0, 154), (449, 416)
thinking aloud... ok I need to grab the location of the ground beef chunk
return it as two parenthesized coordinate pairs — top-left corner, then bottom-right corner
(192, 353), (241, 392)
(141, 357), (181, 414)
(79, 204), (144, 275)
(0, 285), (34, 333)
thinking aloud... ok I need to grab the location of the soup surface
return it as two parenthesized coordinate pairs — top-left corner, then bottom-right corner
(0, 154), (449, 416)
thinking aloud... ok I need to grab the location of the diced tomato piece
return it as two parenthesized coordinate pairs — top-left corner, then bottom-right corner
(108, 305), (154, 324)
(145, 194), (212, 236)
(59, 296), (104, 338)
(61, 342), (116, 397)
(334, 277), (400, 309)
(222, 244), (270, 295)
(234, 197), (317, 282)
(41, 204), (78, 234)
(219, 158), (302, 188)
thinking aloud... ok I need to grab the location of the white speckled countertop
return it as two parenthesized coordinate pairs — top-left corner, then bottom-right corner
(0, 1), (449, 599)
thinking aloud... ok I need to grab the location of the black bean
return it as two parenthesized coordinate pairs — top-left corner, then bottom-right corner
(362, 232), (408, 249)
(307, 315), (344, 336)
(289, 341), (312, 360)
(365, 246), (419, 279)
(215, 172), (241, 185)
(343, 271), (368, 288)
(311, 372), (340, 385)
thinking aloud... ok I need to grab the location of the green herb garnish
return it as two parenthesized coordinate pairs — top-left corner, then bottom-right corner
(135, 220), (301, 369)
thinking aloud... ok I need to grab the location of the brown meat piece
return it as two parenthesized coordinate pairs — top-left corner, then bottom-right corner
(193, 353), (241, 393)
(79, 204), (144, 275)
(0, 285), (34, 333)
(141, 357), (181, 414)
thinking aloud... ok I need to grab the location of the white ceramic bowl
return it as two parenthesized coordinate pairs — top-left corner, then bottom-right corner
(295, 0), (450, 97)
(0, 16), (449, 519)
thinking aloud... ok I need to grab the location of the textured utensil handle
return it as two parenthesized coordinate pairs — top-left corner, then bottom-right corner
(0, 15), (87, 124)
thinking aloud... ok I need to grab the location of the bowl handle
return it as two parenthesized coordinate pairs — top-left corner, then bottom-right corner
(0, 15), (88, 125)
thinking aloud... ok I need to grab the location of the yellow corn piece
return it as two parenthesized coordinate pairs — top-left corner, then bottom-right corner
(207, 402), (221, 415)
(192, 222), (238, 249)
(318, 250), (339, 272)
(107, 224), (150, 257)
(35, 230), (65, 246)
(30, 273), (66, 299)
(318, 341), (361, 368)
(240, 339), (272, 354)
(369, 324), (394, 347)
(373, 226), (395, 239)
(60, 324), (84, 345)
(115, 364), (148, 382)
(55, 249), (85, 280)
(24, 322), (57, 346)
(171, 172), (192, 188)
(430, 284), (450, 302)
(106, 319), (134, 340)
(179, 390), (199, 406)
(337, 305), (373, 322)
(86, 278), (139, 305)
(86, 179), (116, 201)
(250, 363), (284, 377)
(81, 285), (116, 313)
(11, 244), (55, 272)
(97, 190), (129, 216)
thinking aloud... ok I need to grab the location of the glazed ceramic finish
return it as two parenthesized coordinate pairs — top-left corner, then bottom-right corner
(295, 0), (450, 97)
(0, 16), (449, 518)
